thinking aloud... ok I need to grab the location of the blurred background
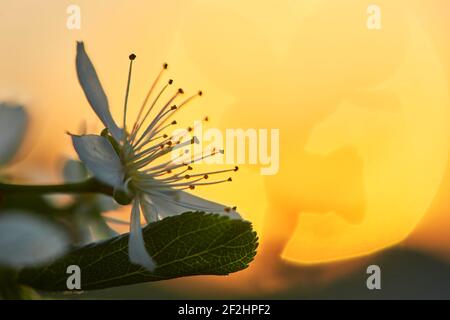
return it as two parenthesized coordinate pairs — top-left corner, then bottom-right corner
(2, 0), (450, 298)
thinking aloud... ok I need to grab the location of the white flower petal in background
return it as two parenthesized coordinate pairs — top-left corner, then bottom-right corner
(63, 159), (89, 182)
(0, 212), (70, 268)
(71, 134), (125, 188)
(63, 159), (118, 212)
(0, 103), (27, 166)
(95, 194), (119, 213)
(76, 42), (123, 142)
(61, 159), (119, 244)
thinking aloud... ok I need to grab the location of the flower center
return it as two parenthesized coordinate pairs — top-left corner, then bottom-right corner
(114, 53), (239, 212)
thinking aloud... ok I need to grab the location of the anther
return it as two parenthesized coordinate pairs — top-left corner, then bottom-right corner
(123, 53), (135, 136)
(168, 79), (173, 85)
(204, 116), (209, 122)
(198, 90), (203, 96)
(227, 177), (232, 182)
(171, 105), (177, 110)
(191, 137), (198, 144)
(178, 88), (184, 94)
(189, 185), (195, 190)
(171, 120), (177, 125)
(232, 206), (237, 211)
(234, 166), (239, 172)
(185, 175), (191, 179)
(204, 174), (209, 179)
(163, 63), (168, 69)
(188, 166), (193, 170)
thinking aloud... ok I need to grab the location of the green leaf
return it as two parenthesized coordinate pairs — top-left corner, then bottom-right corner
(18, 212), (258, 291)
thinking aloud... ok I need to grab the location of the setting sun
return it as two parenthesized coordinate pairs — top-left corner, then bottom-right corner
(3, 1), (450, 301)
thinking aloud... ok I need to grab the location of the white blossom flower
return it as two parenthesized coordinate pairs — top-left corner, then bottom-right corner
(63, 159), (119, 244)
(72, 42), (241, 271)
(0, 104), (69, 268)
(0, 103), (27, 166)
(0, 212), (70, 268)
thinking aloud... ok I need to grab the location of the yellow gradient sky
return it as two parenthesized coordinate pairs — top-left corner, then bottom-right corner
(2, 0), (450, 267)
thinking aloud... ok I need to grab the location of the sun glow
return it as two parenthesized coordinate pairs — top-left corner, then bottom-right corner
(2, 0), (450, 269)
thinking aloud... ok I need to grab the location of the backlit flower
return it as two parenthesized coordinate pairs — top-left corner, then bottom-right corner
(72, 42), (241, 271)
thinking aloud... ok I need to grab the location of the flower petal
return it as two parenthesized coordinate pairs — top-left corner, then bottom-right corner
(95, 194), (119, 212)
(0, 104), (27, 166)
(128, 198), (156, 271)
(140, 193), (159, 224)
(0, 212), (70, 268)
(146, 189), (242, 220)
(88, 215), (120, 242)
(76, 42), (123, 141)
(71, 134), (125, 188)
(63, 159), (89, 182)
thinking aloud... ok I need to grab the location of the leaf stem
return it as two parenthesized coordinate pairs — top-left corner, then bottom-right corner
(0, 178), (113, 196)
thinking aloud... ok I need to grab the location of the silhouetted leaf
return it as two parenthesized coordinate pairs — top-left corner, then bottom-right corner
(18, 212), (258, 291)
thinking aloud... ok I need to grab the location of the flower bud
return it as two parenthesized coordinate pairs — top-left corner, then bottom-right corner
(113, 188), (133, 205)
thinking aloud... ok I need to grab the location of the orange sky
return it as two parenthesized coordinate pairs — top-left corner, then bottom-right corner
(2, 0), (450, 279)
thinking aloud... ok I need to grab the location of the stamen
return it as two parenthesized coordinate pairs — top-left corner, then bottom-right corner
(130, 79), (174, 144)
(134, 119), (179, 152)
(135, 91), (205, 152)
(138, 176), (204, 188)
(133, 89), (182, 148)
(141, 170), (233, 189)
(143, 90), (203, 142)
(117, 59), (239, 213)
(132, 136), (199, 169)
(186, 167), (238, 179)
(168, 177), (231, 188)
(132, 63), (169, 138)
(123, 53), (136, 141)
(153, 166), (191, 178)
